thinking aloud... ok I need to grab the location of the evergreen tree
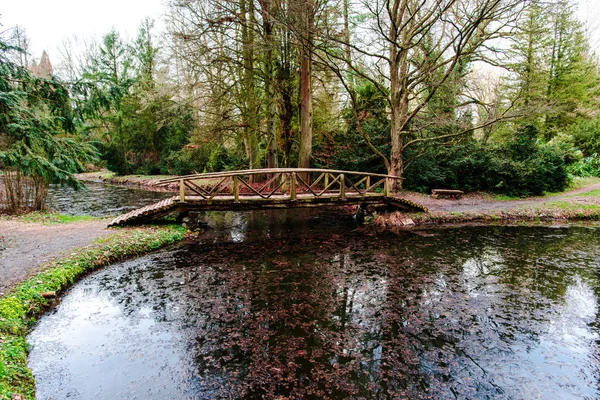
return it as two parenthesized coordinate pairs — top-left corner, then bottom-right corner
(0, 38), (96, 211)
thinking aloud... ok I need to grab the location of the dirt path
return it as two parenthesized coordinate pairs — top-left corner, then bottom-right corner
(0, 219), (113, 296)
(399, 183), (600, 213)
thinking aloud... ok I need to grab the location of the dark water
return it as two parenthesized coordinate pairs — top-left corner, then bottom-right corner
(46, 182), (171, 217)
(28, 212), (600, 399)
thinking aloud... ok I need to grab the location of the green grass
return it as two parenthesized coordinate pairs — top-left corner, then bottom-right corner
(0, 225), (186, 400)
(483, 176), (600, 201)
(544, 200), (600, 212)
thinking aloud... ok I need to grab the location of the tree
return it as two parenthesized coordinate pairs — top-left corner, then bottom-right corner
(0, 38), (96, 211)
(318, 0), (524, 188)
(545, 0), (597, 135)
(297, 0), (316, 171)
(78, 30), (135, 173)
(505, 0), (598, 138)
(72, 22), (198, 175)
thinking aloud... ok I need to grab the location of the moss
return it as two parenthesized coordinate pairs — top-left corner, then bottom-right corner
(0, 225), (185, 400)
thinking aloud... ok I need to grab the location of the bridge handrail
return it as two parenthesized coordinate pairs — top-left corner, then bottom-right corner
(157, 168), (403, 184)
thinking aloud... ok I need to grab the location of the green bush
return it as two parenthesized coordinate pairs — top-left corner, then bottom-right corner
(404, 141), (491, 193)
(404, 126), (570, 196)
(569, 117), (600, 156)
(163, 144), (244, 175)
(568, 153), (600, 177)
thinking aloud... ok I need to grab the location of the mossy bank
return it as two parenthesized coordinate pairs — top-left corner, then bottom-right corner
(0, 225), (185, 400)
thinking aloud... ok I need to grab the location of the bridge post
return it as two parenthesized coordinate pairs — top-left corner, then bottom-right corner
(385, 178), (391, 197)
(290, 172), (297, 200)
(179, 179), (185, 202)
(233, 176), (240, 203)
(339, 174), (346, 200)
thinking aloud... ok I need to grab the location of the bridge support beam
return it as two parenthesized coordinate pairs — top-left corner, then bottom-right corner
(180, 179), (185, 202)
(290, 172), (297, 200)
(233, 176), (240, 203)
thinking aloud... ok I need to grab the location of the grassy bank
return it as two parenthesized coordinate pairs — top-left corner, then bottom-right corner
(377, 202), (600, 228)
(0, 225), (185, 400)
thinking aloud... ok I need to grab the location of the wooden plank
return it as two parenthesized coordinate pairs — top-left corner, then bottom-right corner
(233, 176), (239, 202)
(365, 178), (385, 193)
(432, 189), (463, 195)
(290, 172), (297, 200)
(318, 174), (340, 197)
(431, 189), (464, 199)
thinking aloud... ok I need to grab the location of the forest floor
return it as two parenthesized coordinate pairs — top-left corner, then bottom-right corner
(0, 216), (113, 296)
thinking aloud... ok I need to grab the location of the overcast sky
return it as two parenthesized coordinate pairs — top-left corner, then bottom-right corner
(0, 0), (166, 60)
(1, 0), (599, 63)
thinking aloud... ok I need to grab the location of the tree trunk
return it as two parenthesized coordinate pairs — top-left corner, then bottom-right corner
(298, 0), (314, 175)
(240, 0), (260, 179)
(388, 0), (409, 191)
(262, 0), (278, 170)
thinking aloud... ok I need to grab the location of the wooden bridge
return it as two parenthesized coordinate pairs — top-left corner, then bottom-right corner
(108, 168), (428, 227)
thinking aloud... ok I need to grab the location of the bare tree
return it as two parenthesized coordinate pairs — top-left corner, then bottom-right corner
(317, 0), (523, 187)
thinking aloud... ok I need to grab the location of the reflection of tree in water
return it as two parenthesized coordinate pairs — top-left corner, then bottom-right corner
(188, 234), (365, 398)
(185, 229), (480, 399)
(97, 225), (600, 399)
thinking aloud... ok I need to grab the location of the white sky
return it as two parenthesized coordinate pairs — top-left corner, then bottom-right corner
(0, 0), (598, 64)
(0, 0), (166, 61)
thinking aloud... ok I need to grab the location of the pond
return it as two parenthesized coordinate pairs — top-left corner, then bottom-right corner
(46, 182), (171, 217)
(27, 211), (600, 399)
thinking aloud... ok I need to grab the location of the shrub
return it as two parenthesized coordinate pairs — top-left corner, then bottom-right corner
(569, 117), (600, 156)
(404, 126), (570, 196)
(568, 153), (600, 177)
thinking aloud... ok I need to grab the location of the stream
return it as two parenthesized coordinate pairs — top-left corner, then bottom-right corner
(26, 201), (600, 399)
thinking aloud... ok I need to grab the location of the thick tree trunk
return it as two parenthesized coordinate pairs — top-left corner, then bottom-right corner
(240, 0), (260, 180)
(298, 0), (314, 176)
(388, 0), (410, 191)
(261, 0), (278, 170)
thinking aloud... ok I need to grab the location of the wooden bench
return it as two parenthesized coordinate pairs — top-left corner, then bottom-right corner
(431, 189), (464, 199)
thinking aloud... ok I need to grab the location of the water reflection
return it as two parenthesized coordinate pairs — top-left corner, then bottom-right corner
(28, 219), (600, 399)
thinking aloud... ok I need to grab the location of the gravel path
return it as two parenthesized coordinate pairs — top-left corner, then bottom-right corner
(399, 183), (600, 213)
(0, 220), (113, 296)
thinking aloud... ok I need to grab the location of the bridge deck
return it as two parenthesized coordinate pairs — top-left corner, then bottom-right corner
(107, 169), (428, 227)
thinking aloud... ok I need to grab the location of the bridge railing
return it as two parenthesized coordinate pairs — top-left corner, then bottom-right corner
(157, 168), (403, 203)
